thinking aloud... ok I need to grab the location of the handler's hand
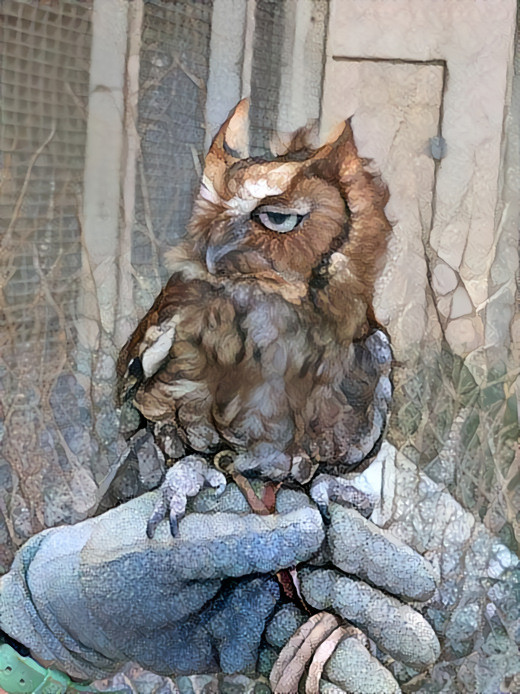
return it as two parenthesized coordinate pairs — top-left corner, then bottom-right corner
(0, 485), (324, 682)
(271, 441), (518, 694)
(0, 473), (440, 694)
(265, 492), (439, 693)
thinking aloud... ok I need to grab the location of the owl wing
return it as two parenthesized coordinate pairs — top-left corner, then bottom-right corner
(117, 274), (247, 454)
(117, 274), (193, 408)
(336, 329), (393, 466)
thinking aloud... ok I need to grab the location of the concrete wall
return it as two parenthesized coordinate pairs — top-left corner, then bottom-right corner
(321, 0), (518, 382)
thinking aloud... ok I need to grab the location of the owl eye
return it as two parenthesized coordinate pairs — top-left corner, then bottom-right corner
(253, 206), (307, 233)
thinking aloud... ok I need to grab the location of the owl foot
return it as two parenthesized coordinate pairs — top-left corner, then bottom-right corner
(310, 473), (374, 521)
(214, 449), (278, 515)
(146, 455), (226, 538)
(233, 445), (317, 484)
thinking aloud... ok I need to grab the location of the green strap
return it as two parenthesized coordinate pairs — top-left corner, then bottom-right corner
(0, 643), (125, 693)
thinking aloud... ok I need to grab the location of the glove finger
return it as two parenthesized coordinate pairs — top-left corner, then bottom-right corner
(322, 636), (401, 693)
(327, 503), (437, 602)
(300, 568), (440, 671)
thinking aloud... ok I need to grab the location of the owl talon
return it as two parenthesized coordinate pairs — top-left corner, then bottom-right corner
(146, 500), (168, 539)
(169, 511), (179, 538)
(203, 467), (228, 496)
(146, 455), (227, 538)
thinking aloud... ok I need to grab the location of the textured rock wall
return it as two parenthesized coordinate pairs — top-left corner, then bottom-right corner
(322, 0), (518, 373)
(320, 0), (519, 553)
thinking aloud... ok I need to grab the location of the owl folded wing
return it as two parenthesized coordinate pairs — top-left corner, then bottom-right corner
(116, 274), (247, 453)
(335, 329), (393, 466)
(117, 274), (191, 402)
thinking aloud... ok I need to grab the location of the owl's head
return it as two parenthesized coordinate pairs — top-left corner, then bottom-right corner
(171, 100), (390, 304)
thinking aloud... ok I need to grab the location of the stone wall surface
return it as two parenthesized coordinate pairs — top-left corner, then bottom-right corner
(322, 0), (518, 372)
(320, 0), (519, 563)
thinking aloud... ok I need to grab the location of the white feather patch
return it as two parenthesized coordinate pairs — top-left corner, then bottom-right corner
(224, 163), (299, 216)
(225, 195), (260, 216)
(199, 175), (220, 204)
(141, 325), (176, 378)
(162, 379), (200, 398)
(242, 177), (284, 200)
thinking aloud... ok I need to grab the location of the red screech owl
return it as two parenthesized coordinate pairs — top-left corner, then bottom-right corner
(117, 100), (392, 537)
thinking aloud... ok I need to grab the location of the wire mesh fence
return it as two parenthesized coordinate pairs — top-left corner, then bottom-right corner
(0, 0), (216, 566)
(1, 0), (94, 564)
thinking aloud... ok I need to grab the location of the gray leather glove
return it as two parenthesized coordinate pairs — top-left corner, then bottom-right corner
(1, 443), (517, 693)
(0, 487), (324, 682)
(296, 442), (520, 693)
(0, 478), (437, 693)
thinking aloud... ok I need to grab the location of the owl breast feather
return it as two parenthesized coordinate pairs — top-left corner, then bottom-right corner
(120, 280), (391, 471)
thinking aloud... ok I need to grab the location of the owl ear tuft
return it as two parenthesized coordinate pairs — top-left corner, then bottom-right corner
(208, 98), (250, 161)
(306, 118), (360, 181)
(312, 119), (355, 161)
(270, 121), (319, 158)
(324, 119), (354, 147)
(203, 99), (250, 199)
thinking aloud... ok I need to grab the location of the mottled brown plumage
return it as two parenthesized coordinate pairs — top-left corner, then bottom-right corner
(117, 101), (392, 531)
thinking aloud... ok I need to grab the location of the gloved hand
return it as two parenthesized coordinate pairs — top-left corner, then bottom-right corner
(0, 471), (437, 693)
(291, 441), (520, 693)
(0, 443), (518, 693)
(0, 485), (325, 683)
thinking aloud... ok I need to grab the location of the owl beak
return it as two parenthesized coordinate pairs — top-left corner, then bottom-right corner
(205, 239), (241, 275)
